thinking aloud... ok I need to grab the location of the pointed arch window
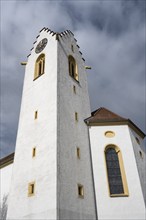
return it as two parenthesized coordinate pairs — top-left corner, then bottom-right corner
(105, 145), (129, 197)
(34, 54), (45, 80)
(68, 55), (78, 81)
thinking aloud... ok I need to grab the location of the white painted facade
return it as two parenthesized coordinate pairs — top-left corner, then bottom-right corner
(89, 124), (145, 220)
(0, 164), (13, 203)
(6, 29), (96, 220)
(57, 33), (96, 220)
(129, 128), (146, 204)
(1, 29), (145, 220)
(6, 30), (58, 220)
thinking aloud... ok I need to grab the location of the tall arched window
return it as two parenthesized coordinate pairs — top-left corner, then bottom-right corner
(68, 55), (78, 81)
(105, 145), (129, 197)
(34, 54), (45, 79)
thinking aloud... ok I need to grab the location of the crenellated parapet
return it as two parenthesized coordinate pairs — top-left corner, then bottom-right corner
(27, 28), (85, 61)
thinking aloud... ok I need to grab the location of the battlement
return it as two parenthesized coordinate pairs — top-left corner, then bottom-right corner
(27, 27), (85, 61)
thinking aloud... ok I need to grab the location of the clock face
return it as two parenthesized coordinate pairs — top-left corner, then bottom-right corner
(35, 38), (48, 54)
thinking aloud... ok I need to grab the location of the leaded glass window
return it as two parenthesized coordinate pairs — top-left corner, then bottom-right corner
(105, 147), (124, 195)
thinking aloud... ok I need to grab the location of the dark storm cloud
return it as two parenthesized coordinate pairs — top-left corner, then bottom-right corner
(91, 0), (145, 36)
(0, 0), (145, 158)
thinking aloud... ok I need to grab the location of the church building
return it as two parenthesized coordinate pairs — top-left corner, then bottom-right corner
(0, 28), (145, 220)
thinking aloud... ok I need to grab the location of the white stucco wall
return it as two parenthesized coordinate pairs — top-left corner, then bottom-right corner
(7, 30), (58, 220)
(6, 30), (96, 220)
(89, 125), (145, 220)
(129, 128), (146, 204)
(3, 29), (145, 220)
(57, 34), (96, 219)
(0, 163), (13, 203)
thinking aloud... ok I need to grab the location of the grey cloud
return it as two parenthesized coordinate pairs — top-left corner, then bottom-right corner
(65, 1), (145, 37)
(1, 0), (145, 158)
(76, 20), (145, 130)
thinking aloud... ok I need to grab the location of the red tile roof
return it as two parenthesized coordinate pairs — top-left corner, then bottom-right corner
(88, 107), (127, 122)
(0, 152), (14, 169)
(85, 107), (145, 138)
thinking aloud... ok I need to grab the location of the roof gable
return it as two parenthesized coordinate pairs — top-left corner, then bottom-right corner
(85, 107), (145, 139)
(88, 107), (126, 122)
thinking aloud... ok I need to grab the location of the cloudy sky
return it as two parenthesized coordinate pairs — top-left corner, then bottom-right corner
(1, 0), (145, 158)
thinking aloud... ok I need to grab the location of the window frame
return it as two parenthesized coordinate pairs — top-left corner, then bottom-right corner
(34, 53), (45, 80)
(68, 55), (79, 82)
(28, 182), (35, 197)
(73, 85), (76, 94)
(76, 147), (80, 159)
(77, 184), (84, 198)
(75, 112), (78, 122)
(104, 145), (129, 197)
(139, 150), (143, 159)
(34, 111), (38, 120)
(32, 147), (36, 158)
(71, 44), (74, 52)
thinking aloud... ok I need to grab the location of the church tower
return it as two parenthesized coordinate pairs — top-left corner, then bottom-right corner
(5, 28), (145, 220)
(6, 29), (97, 220)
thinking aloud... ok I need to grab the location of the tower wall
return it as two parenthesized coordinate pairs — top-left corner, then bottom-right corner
(6, 28), (145, 220)
(89, 124), (145, 220)
(129, 129), (146, 204)
(7, 31), (58, 219)
(57, 34), (96, 219)
(6, 30), (97, 220)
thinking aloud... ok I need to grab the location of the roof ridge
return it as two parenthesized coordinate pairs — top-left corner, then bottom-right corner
(103, 107), (126, 119)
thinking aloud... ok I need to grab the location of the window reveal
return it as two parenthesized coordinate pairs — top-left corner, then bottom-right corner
(68, 55), (78, 81)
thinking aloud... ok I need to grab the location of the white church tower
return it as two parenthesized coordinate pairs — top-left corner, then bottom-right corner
(6, 28), (97, 220)
(5, 28), (145, 220)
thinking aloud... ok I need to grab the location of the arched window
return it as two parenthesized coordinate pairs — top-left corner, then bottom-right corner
(68, 55), (78, 81)
(34, 54), (45, 79)
(105, 145), (129, 197)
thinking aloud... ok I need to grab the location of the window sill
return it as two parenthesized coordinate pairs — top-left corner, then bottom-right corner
(28, 193), (35, 197)
(33, 72), (45, 81)
(110, 194), (129, 197)
(78, 195), (84, 199)
(69, 74), (80, 84)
